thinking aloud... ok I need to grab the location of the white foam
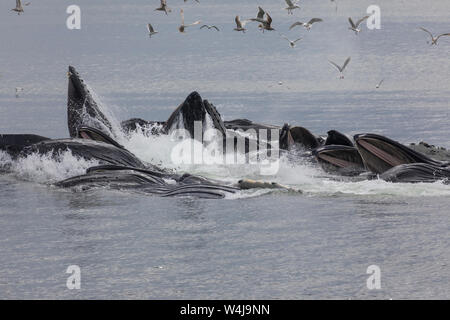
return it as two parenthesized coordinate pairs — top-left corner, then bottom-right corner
(1, 150), (99, 184)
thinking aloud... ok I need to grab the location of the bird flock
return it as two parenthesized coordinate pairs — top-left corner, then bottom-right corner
(145, 0), (450, 83)
(8, 0), (450, 93)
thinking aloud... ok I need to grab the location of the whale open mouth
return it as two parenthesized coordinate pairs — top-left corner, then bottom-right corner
(313, 145), (365, 175)
(354, 133), (445, 174)
(356, 138), (404, 168)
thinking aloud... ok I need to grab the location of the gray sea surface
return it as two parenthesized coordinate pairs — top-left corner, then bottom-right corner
(0, 0), (449, 299)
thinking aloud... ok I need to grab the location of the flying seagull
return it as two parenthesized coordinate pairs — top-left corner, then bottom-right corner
(250, 7), (275, 32)
(11, 0), (30, 15)
(155, 0), (171, 15)
(284, 0), (300, 15)
(15, 87), (24, 98)
(234, 16), (248, 33)
(376, 79), (384, 89)
(328, 57), (351, 79)
(289, 18), (323, 31)
(178, 9), (201, 33)
(200, 25), (220, 31)
(280, 34), (302, 48)
(251, 6), (265, 23)
(147, 23), (158, 37)
(419, 27), (450, 45)
(348, 16), (369, 34)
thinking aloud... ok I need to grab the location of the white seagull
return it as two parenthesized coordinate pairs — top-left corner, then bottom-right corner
(328, 57), (351, 79)
(284, 0), (300, 15)
(178, 9), (201, 33)
(348, 16), (369, 34)
(234, 16), (248, 33)
(289, 18), (323, 31)
(420, 27), (450, 45)
(280, 34), (302, 48)
(147, 23), (158, 37)
(155, 0), (171, 15)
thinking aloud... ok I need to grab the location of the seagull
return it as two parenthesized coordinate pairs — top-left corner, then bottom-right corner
(419, 27), (450, 45)
(155, 0), (171, 15)
(11, 0), (30, 15)
(280, 34), (302, 48)
(284, 0), (300, 15)
(348, 16), (369, 34)
(376, 79), (384, 89)
(15, 87), (24, 98)
(234, 16), (248, 33)
(147, 23), (158, 37)
(289, 18), (323, 31)
(328, 57), (351, 79)
(200, 25), (220, 31)
(178, 9), (201, 33)
(252, 6), (265, 22)
(250, 7), (275, 32)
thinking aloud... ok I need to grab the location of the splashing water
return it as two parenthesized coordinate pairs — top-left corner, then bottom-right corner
(0, 150), (99, 184)
(84, 84), (127, 143)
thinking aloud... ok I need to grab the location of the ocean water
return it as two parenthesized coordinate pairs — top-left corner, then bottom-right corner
(0, 0), (449, 299)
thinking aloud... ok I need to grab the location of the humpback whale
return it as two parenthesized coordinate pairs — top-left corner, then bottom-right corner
(120, 91), (227, 140)
(289, 126), (321, 150)
(67, 66), (115, 138)
(163, 91), (227, 139)
(325, 130), (354, 147)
